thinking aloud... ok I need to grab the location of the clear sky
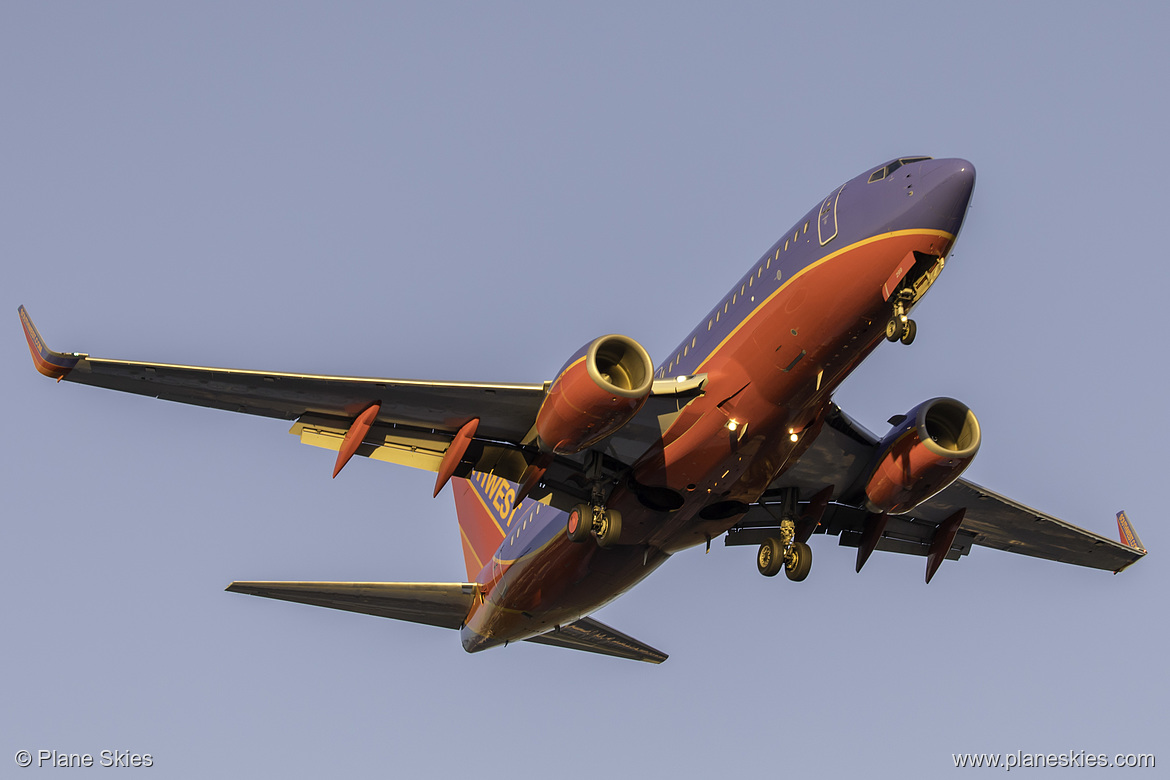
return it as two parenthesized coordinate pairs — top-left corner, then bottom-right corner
(4, 2), (1166, 777)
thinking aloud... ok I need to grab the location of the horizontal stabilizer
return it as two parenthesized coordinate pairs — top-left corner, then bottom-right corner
(225, 581), (476, 629)
(526, 617), (668, 664)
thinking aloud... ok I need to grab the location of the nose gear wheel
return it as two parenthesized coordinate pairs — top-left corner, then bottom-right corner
(885, 289), (917, 345)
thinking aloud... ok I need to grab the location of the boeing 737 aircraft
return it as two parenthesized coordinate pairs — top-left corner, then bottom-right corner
(20, 157), (1146, 663)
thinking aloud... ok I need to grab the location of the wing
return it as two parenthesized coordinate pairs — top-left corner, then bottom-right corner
(21, 305), (547, 437)
(20, 307), (697, 506)
(727, 403), (1147, 577)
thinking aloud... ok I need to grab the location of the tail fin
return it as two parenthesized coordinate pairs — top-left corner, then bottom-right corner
(451, 474), (518, 580)
(1116, 511), (1146, 552)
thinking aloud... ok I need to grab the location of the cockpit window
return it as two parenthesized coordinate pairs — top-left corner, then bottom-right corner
(868, 156), (933, 183)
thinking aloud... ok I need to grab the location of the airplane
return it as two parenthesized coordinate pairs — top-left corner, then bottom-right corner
(20, 156), (1147, 664)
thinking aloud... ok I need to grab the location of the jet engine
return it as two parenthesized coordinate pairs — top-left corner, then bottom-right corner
(534, 334), (654, 454)
(864, 397), (981, 515)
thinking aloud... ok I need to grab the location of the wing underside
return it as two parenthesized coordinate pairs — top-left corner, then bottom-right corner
(729, 404), (1146, 574)
(19, 306), (697, 511)
(22, 306), (1143, 576)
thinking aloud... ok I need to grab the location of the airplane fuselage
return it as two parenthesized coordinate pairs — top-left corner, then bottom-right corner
(20, 154), (1145, 662)
(467, 159), (974, 652)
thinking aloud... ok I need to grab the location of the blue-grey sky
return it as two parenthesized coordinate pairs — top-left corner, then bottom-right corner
(4, 3), (1166, 777)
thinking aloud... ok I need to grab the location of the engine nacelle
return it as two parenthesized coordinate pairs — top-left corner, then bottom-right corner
(864, 397), (981, 515)
(535, 334), (654, 455)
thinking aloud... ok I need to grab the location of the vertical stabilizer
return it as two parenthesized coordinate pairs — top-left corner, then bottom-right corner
(451, 474), (518, 580)
(1116, 511), (1146, 552)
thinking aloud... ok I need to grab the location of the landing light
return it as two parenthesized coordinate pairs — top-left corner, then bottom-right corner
(727, 419), (739, 432)
(790, 432), (799, 442)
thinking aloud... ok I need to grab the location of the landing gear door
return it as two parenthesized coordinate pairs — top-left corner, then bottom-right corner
(818, 184), (845, 246)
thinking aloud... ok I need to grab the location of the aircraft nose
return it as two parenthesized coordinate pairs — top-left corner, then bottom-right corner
(930, 158), (976, 208)
(907, 158), (976, 237)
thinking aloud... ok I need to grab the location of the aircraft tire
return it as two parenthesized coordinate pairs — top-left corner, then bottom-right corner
(567, 504), (593, 543)
(785, 541), (812, 582)
(596, 509), (622, 548)
(757, 537), (784, 577)
(885, 318), (904, 342)
(900, 319), (917, 345)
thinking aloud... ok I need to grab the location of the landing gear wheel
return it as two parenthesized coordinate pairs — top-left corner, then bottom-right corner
(785, 540), (812, 582)
(566, 504), (593, 543)
(757, 537), (784, 577)
(900, 319), (917, 345)
(885, 318), (905, 342)
(596, 509), (622, 548)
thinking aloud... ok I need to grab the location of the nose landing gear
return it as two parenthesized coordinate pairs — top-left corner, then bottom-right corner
(885, 290), (917, 345)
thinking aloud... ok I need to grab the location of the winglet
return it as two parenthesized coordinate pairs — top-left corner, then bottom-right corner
(1116, 511), (1146, 553)
(18, 305), (81, 381)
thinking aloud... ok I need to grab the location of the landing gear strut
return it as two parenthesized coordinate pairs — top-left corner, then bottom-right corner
(565, 452), (622, 548)
(755, 488), (813, 582)
(885, 289), (917, 345)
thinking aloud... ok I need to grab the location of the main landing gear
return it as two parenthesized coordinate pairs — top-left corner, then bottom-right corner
(885, 289), (917, 345)
(567, 503), (622, 548)
(755, 489), (812, 582)
(566, 452), (623, 548)
(757, 521), (812, 582)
